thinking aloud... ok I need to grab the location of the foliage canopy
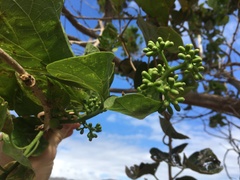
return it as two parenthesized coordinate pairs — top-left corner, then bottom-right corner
(0, 0), (239, 179)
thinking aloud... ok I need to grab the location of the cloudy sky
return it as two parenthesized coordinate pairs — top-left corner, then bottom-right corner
(51, 1), (240, 180)
(51, 108), (239, 180)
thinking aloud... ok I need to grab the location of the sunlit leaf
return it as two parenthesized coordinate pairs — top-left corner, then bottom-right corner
(0, 0), (73, 68)
(47, 52), (115, 99)
(104, 94), (161, 119)
(84, 43), (100, 55)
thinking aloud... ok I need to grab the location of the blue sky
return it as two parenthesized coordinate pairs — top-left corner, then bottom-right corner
(50, 1), (240, 179)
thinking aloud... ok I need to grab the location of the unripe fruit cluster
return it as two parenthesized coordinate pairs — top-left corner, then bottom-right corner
(140, 38), (204, 114)
(143, 37), (174, 56)
(178, 44), (204, 80)
(138, 65), (185, 114)
(83, 95), (101, 114)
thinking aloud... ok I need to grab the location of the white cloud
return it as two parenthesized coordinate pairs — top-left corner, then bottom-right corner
(51, 113), (240, 180)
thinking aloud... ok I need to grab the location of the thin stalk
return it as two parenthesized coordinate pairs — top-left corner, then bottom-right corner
(159, 50), (170, 69)
(23, 130), (44, 157)
(168, 136), (173, 180)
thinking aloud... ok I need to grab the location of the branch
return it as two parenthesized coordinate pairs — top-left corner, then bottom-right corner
(62, 6), (98, 39)
(0, 48), (51, 130)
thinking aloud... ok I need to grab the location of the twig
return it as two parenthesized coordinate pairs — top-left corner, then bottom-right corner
(0, 48), (51, 130)
(62, 6), (98, 39)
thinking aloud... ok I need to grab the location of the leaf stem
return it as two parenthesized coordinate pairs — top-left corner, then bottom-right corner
(0, 48), (27, 75)
(23, 131), (44, 157)
(60, 109), (105, 124)
(159, 50), (170, 69)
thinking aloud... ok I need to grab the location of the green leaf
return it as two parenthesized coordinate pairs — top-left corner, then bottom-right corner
(104, 94), (161, 119)
(0, 0), (73, 69)
(125, 162), (159, 179)
(2, 134), (31, 168)
(0, 97), (13, 134)
(184, 148), (223, 174)
(10, 117), (47, 157)
(0, 97), (8, 131)
(137, 16), (183, 53)
(98, 23), (120, 51)
(47, 52), (114, 99)
(135, 0), (174, 25)
(159, 116), (189, 139)
(84, 43), (100, 55)
(0, 71), (18, 109)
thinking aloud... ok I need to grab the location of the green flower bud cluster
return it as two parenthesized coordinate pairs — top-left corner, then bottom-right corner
(83, 94), (101, 114)
(143, 37), (174, 57)
(138, 64), (185, 114)
(77, 120), (102, 141)
(178, 44), (204, 80)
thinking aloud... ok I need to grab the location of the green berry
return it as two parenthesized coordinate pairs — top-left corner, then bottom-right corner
(157, 37), (163, 43)
(178, 46), (185, 53)
(148, 41), (155, 48)
(165, 40), (174, 48)
(142, 71), (151, 80)
(164, 100), (170, 107)
(192, 56), (202, 63)
(157, 87), (165, 93)
(178, 53), (186, 59)
(174, 104), (181, 111)
(146, 51), (154, 57)
(143, 47), (150, 53)
(170, 89), (179, 95)
(176, 97), (185, 102)
(185, 44), (193, 52)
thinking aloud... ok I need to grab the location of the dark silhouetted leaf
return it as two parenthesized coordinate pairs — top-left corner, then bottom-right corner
(184, 148), (223, 174)
(135, 0), (174, 25)
(176, 176), (197, 180)
(137, 16), (183, 53)
(104, 94), (161, 119)
(209, 113), (227, 128)
(159, 116), (189, 139)
(10, 117), (48, 157)
(171, 143), (188, 154)
(150, 148), (169, 162)
(134, 62), (148, 89)
(150, 147), (182, 166)
(125, 162), (159, 179)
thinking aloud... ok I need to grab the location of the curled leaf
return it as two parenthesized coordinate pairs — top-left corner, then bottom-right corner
(125, 162), (159, 179)
(184, 148), (223, 174)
